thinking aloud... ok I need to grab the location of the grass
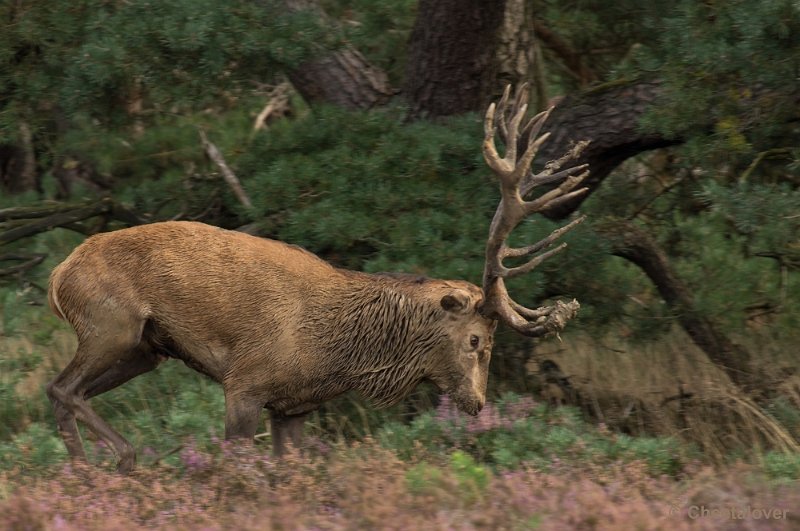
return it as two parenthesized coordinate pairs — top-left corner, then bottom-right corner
(530, 329), (800, 462)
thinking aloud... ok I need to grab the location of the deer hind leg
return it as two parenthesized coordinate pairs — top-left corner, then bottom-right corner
(47, 316), (150, 473)
(84, 342), (164, 399)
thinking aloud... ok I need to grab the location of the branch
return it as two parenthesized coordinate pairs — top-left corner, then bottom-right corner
(253, 82), (293, 132)
(0, 253), (46, 277)
(0, 203), (85, 222)
(199, 130), (253, 210)
(532, 19), (597, 86)
(0, 198), (147, 246)
(0, 200), (113, 245)
(596, 218), (763, 393)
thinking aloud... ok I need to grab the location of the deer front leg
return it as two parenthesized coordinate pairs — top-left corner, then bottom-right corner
(224, 392), (263, 441)
(270, 412), (308, 456)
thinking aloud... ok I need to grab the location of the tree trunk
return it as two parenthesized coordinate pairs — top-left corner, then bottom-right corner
(496, 0), (534, 93)
(0, 123), (39, 195)
(283, 0), (394, 111)
(287, 48), (394, 110)
(596, 219), (762, 393)
(405, 0), (507, 120)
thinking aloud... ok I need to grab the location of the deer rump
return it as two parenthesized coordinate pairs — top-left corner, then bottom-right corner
(46, 221), (494, 472)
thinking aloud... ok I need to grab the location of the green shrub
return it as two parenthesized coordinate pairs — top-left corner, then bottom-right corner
(378, 393), (691, 477)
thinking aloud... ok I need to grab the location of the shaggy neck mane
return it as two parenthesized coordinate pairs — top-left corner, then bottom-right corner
(308, 277), (447, 407)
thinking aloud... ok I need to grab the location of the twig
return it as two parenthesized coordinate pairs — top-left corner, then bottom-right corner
(149, 444), (185, 466)
(199, 130), (253, 210)
(739, 148), (794, 184)
(253, 82), (292, 132)
(627, 174), (684, 221)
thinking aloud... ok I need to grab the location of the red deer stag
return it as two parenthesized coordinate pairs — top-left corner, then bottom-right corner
(47, 86), (589, 472)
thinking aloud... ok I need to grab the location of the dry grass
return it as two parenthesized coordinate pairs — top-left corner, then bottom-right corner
(3, 331), (76, 401)
(528, 327), (800, 462)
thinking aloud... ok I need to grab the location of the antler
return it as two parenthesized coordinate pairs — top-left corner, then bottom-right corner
(480, 84), (589, 337)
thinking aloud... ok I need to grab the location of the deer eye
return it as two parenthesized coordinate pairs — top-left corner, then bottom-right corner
(469, 335), (480, 349)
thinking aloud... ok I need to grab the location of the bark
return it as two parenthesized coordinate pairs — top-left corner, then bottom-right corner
(283, 0), (393, 110)
(534, 80), (680, 219)
(405, 0), (507, 119)
(287, 48), (394, 110)
(596, 219), (762, 393)
(496, 0), (534, 92)
(0, 132), (39, 195)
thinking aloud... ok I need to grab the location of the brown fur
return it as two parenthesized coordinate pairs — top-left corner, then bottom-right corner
(47, 221), (496, 472)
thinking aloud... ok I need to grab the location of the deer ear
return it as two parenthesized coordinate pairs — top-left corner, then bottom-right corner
(440, 291), (470, 314)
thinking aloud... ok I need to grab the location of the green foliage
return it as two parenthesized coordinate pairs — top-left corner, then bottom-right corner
(533, 0), (673, 88)
(0, 423), (67, 473)
(1, 0), (330, 125)
(699, 182), (800, 260)
(761, 451), (800, 481)
(636, 0), (800, 165)
(378, 393), (691, 477)
(663, 181), (800, 330)
(406, 451), (489, 502)
(0, 0), (335, 209)
(238, 106), (495, 280)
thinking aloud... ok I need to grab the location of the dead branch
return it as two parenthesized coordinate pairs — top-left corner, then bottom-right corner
(199, 130), (254, 210)
(0, 253), (46, 277)
(0, 202), (86, 222)
(0, 197), (147, 246)
(253, 82), (292, 132)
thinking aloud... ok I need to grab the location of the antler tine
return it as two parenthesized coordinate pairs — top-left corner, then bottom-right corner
(503, 215), (587, 259)
(521, 163), (588, 197)
(496, 85), (512, 143)
(480, 85), (587, 337)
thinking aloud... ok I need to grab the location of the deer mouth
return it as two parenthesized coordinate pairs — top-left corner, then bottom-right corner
(448, 387), (484, 416)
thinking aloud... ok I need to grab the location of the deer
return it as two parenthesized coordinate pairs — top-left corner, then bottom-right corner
(46, 86), (589, 473)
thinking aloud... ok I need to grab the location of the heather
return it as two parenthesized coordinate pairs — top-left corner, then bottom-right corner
(1, 394), (798, 530)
